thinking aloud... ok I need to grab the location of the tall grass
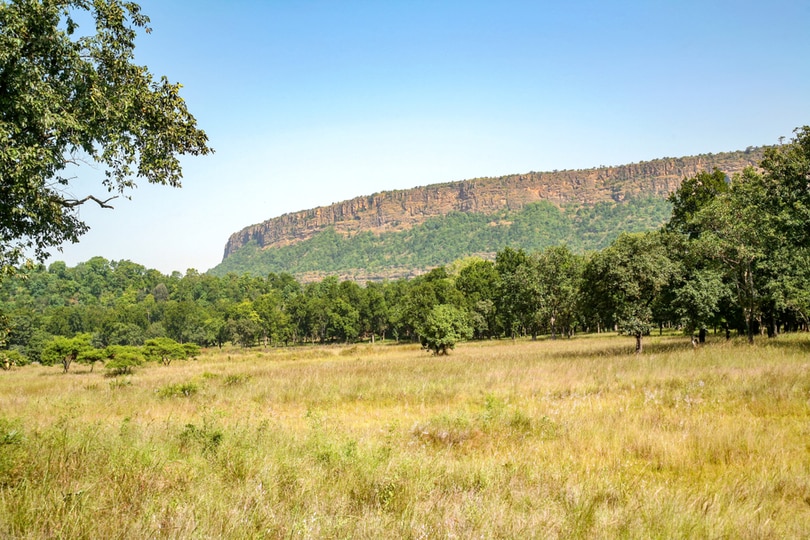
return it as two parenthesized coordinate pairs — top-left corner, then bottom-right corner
(1, 334), (808, 538)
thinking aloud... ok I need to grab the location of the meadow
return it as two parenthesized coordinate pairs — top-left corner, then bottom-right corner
(1, 333), (809, 539)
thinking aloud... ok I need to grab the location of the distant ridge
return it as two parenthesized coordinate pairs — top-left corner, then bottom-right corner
(222, 148), (764, 260)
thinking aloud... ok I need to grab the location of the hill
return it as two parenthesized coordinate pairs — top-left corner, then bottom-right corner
(211, 148), (764, 280)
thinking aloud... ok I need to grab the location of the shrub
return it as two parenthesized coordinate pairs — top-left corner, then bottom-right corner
(157, 382), (199, 398)
(0, 349), (27, 370)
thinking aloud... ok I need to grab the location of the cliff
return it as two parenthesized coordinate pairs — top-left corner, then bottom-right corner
(222, 148), (764, 261)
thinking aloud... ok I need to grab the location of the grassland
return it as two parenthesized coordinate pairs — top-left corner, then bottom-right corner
(1, 333), (809, 538)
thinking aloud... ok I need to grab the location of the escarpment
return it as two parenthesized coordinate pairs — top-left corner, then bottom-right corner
(222, 148), (764, 261)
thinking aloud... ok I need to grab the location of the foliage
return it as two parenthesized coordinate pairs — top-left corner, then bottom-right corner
(211, 197), (672, 278)
(40, 333), (93, 372)
(666, 168), (730, 238)
(103, 344), (144, 375)
(143, 337), (186, 366)
(0, 348), (25, 369)
(157, 381), (199, 398)
(416, 304), (473, 355)
(0, 0), (212, 271)
(530, 245), (584, 339)
(582, 232), (676, 352)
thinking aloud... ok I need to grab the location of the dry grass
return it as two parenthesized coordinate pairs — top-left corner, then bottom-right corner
(1, 333), (809, 538)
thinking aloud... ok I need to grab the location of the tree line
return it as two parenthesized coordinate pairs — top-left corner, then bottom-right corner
(1, 127), (809, 366)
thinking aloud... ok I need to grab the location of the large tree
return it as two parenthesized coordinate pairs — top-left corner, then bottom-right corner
(582, 232), (676, 353)
(531, 246), (583, 339)
(0, 0), (212, 271)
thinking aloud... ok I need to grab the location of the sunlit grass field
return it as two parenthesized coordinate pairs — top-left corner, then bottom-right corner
(1, 333), (809, 538)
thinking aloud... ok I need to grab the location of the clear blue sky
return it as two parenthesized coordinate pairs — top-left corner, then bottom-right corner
(54, 0), (810, 274)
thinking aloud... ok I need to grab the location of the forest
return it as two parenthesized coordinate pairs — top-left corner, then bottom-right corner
(1, 127), (809, 368)
(211, 196), (673, 278)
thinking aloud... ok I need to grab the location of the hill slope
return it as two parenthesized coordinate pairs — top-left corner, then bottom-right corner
(212, 148), (764, 280)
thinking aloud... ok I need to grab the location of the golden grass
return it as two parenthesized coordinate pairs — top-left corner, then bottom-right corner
(1, 333), (809, 538)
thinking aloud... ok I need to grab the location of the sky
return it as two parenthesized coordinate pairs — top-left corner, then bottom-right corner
(52, 0), (810, 274)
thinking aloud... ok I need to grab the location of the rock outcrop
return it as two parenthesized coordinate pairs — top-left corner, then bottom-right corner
(222, 148), (764, 261)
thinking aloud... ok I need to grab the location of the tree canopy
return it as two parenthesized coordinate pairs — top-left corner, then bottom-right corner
(0, 0), (212, 270)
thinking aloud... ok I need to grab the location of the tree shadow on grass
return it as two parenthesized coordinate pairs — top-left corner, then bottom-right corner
(746, 334), (810, 354)
(538, 332), (810, 362)
(536, 334), (714, 361)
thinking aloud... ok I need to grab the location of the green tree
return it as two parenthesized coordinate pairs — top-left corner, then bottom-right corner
(582, 232), (676, 353)
(532, 246), (583, 339)
(495, 247), (530, 338)
(253, 292), (291, 347)
(41, 333), (92, 372)
(666, 169), (729, 238)
(226, 301), (261, 347)
(77, 345), (107, 372)
(401, 267), (464, 342)
(691, 169), (773, 343)
(454, 258), (500, 339)
(361, 281), (390, 342)
(103, 344), (144, 375)
(143, 336), (185, 366)
(663, 170), (735, 342)
(416, 304), (472, 356)
(758, 126), (810, 247)
(0, 0), (212, 271)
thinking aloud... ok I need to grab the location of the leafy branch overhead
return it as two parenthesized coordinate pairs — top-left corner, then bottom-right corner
(0, 0), (212, 268)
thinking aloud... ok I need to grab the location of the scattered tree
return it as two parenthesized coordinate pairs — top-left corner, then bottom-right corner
(143, 337), (186, 366)
(417, 304), (473, 355)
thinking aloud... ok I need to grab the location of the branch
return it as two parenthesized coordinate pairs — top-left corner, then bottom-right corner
(62, 195), (118, 209)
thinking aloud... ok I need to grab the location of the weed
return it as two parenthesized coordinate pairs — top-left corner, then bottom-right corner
(109, 378), (132, 390)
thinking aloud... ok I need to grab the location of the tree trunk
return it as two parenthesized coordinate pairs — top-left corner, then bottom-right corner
(635, 333), (643, 354)
(699, 327), (706, 343)
(767, 317), (777, 338)
(747, 314), (755, 344)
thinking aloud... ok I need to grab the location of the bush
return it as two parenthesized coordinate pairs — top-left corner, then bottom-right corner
(158, 382), (199, 398)
(0, 349), (28, 370)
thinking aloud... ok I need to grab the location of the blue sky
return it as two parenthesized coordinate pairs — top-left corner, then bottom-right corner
(55, 0), (810, 273)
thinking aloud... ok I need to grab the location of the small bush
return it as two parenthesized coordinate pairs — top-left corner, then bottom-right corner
(109, 378), (132, 390)
(224, 373), (250, 386)
(179, 422), (223, 455)
(157, 382), (199, 398)
(1, 349), (28, 370)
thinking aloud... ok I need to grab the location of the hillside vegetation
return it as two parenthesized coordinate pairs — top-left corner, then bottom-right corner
(214, 149), (763, 279)
(211, 197), (672, 279)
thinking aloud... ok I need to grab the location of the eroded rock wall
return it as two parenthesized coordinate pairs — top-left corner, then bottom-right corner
(222, 149), (764, 260)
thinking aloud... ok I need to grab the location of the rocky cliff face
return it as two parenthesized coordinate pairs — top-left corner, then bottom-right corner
(222, 149), (764, 261)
